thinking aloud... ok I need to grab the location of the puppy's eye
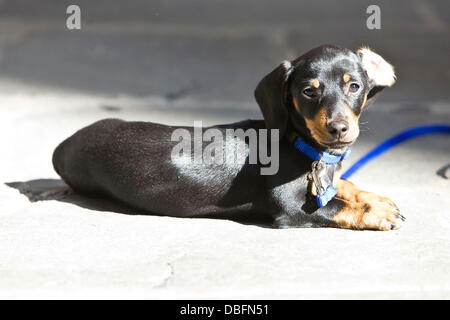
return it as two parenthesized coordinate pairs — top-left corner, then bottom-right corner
(302, 88), (316, 98)
(349, 83), (360, 93)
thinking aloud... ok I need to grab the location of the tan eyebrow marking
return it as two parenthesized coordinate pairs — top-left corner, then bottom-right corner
(343, 74), (351, 83)
(311, 79), (320, 88)
(293, 98), (301, 112)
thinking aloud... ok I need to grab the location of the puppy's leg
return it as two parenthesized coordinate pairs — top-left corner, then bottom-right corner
(7, 181), (73, 202)
(335, 178), (398, 208)
(333, 178), (404, 230)
(332, 197), (404, 230)
(273, 195), (403, 230)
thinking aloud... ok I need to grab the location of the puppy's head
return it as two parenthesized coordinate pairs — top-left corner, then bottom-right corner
(255, 45), (396, 152)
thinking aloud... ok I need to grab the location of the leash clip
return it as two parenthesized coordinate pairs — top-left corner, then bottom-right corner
(308, 159), (326, 195)
(308, 159), (337, 207)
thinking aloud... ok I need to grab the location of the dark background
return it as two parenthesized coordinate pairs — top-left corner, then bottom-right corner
(0, 0), (448, 104)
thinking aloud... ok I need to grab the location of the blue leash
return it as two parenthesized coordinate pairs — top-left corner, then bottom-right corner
(341, 124), (450, 180)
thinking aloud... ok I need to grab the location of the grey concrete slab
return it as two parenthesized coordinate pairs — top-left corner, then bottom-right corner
(0, 0), (435, 27)
(0, 30), (281, 101)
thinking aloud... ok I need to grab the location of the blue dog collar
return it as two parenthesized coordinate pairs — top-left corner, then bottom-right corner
(293, 137), (350, 207)
(293, 137), (351, 164)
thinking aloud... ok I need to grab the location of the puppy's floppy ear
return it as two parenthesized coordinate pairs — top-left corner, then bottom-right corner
(254, 60), (294, 137)
(357, 47), (396, 107)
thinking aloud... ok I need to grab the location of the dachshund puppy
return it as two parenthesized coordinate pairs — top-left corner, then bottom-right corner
(53, 45), (404, 230)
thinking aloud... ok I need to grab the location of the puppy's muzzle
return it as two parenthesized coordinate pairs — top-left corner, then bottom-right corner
(326, 119), (349, 139)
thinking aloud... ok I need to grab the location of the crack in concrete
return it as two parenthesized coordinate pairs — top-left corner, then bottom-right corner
(153, 254), (185, 289)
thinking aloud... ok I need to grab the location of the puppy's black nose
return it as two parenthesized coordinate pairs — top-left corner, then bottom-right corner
(327, 120), (349, 138)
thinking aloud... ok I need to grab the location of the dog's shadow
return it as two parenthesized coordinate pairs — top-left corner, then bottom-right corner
(5, 179), (273, 227)
(5, 179), (146, 215)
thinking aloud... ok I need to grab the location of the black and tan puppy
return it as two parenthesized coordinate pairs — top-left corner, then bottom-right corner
(53, 45), (404, 230)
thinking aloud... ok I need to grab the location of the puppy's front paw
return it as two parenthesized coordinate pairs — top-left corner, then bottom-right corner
(361, 201), (405, 231)
(333, 198), (405, 231)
